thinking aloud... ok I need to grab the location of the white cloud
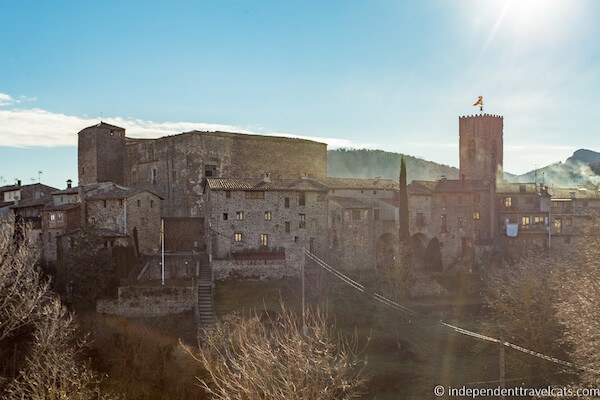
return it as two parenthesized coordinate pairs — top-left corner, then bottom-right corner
(0, 107), (371, 150)
(0, 93), (17, 106)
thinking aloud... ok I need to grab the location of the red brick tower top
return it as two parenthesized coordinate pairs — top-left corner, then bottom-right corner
(459, 114), (503, 183)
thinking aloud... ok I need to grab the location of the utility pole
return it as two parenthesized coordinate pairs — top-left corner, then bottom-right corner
(500, 338), (506, 398)
(161, 219), (165, 286)
(302, 249), (307, 336)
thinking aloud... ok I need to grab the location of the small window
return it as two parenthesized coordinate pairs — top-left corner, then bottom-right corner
(260, 234), (269, 247)
(137, 199), (141, 207)
(234, 232), (243, 242)
(566, 217), (572, 226)
(48, 232), (51, 243)
(519, 184), (526, 193)
(50, 213), (56, 221)
(299, 214), (306, 228)
(119, 199), (124, 206)
(373, 190), (377, 195)
(223, 213), (228, 220)
(284, 197), (290, 208)
(225, 191), (231, 198)
(151, 168), (157, 185)
(521, 216), (530, 226)
(91, 217), (96, 225)
(416, 212), (425, 227)
(503, 197), (512, 208)
(236, 211), (244, 220)
(299, 192), (306, 206)
(473, 211), (480, 220)
(264, 211), (272, 221)
(285, 221), (290, 233)
(103, 200), (107, 208)
(352, 209), (362, 221)
(534, 216), (545, 224)
(150, 200), (154, 208)
(82, 167), (85, 175)
(441, 214), (448, 233)
(57, 213), (63, 222)
(294, 236), (299, 243)
(373, 209), (380, 221)
(205, 164), (217, 178)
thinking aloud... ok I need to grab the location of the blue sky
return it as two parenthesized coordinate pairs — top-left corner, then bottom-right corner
(1, 0), (599, 189)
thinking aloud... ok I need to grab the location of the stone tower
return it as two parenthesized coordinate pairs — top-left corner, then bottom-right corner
(78, 122), (126, 185)
(459, 114), (503, 183)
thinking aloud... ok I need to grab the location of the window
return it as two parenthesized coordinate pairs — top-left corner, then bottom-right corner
(48, 232), (51, 243)
(285, 221), (290, 233)
(284, 197), (290, 208)
(223, 213), (228, 220)
(260, 234), (269, 247)
(352, 209), (362, 221)
(534, 216), (545, 224)
(373, 190), (377, 195)
(473, 193), (480, 203)
(299, 192), (306, 206)
(205, 164), (217, 177)
(521, 216), (530, 226)
(234, 233), (243, 242)
(236, 211), (244, 220)
(441, 214), (448, 233)
(416, 212), (425, 227)
(103, 200), (107, 208)
(150, 200), (154, 208)
(373, 209), (380, 221)
(299, 214), (306, 228)
(503, 197), (512, 208)
(473, 211), (480, 220)
(566, 217), (572, 226)
(264, 211), (272, 221)
(57, 213), (63, 222)
(82, 166), (85, 175)
(225, 191), (231, 198)
(151, 168), (157, 185)
(50, 213), (56, 221)
(91, 217), (96, 225)
(137, 199), (141, 207)
(119, 199), (124, 206)
(519, 184), (526, 193)
(554, 218), (562, 232)
(245, 191), (265, 199)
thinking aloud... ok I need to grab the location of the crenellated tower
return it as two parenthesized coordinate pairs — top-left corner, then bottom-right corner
(459, 114), (503, 183)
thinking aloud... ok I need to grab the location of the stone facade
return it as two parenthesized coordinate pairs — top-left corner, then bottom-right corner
(96, 285), (196, 317)
(205, 176), (328, 270)
(459, 114), (503, 182)
(78, 123), (126, 185)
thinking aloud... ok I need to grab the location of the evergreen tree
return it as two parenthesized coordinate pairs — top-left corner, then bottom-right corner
(399, 156), (410, 244)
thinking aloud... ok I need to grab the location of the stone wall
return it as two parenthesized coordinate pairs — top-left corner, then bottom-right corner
(96, 285), (196, 317)
(124, 132), (327, 218)
(459, 114), (503, 182)
(212, 259), (300, 280)
(78, 124), (126, 185)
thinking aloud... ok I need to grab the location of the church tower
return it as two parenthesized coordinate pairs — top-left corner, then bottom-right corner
(459, 114), (503, 183)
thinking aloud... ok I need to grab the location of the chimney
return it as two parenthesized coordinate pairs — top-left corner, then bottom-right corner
(67, 179), (72, 189)
(262, 172), (271, 183)
(17, 179), (21, 187)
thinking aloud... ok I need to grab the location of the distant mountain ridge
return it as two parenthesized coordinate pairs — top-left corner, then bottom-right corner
(328, 148), (600, 188)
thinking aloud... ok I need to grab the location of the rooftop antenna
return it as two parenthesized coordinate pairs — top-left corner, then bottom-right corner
(0, 176), (5, 185)
(37, 170), (42, 183)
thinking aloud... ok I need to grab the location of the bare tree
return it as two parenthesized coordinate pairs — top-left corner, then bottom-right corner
(186, 305), (366, 400)
(0, 218), (116, 399)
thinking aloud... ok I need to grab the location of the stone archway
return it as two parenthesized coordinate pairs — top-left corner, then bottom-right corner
(411, 233), (428, 269)
(376, 233), (398, 270)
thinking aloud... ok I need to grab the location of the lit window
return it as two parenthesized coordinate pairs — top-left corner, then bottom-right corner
(57, 213), (63, 222)
(473, 211), (480, 220)
(264, 211), (272, 221)
(503, 197), (512, 208)
(534, 216), (545, 224)
(260, 234), (269, 247)
(50, 213), (56, 221)
(566, 217), (572, 226)
(236, 211), (244, 220)
(521, 216), (530, 226)
(234, 233), (243, 242)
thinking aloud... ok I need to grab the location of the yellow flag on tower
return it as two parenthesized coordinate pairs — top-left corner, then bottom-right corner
(473, 96), (483, 107)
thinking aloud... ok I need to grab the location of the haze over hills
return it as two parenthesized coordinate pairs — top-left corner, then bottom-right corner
(327, 148), (600, 188)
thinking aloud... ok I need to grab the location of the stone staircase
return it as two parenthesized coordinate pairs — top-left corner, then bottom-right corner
(196, 256), (215, 328)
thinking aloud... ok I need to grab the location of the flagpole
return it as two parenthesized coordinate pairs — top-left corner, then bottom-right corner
(161, 219), (165, 286)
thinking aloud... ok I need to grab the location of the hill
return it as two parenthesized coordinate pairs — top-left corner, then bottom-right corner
(327, 149), (458, 182)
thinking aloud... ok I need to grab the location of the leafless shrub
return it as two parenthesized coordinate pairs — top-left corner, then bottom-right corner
(185, 304), (366, 400)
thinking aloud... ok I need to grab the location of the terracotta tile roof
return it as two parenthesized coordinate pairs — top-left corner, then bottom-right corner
(408, 181), (434, 195)
(549, 187), (600, 199)
(206, 178), (328, 192)
(44, 203), (81, 211)
(433, 179), (489, 192)
(329, 196), (370, 209)
(317, 177), (398, 190)
(11, 198), (51, 209)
